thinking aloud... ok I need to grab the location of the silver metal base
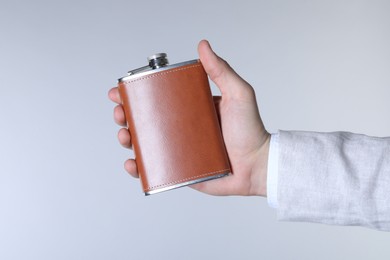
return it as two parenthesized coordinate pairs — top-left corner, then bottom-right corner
(144, 172), (230, 196)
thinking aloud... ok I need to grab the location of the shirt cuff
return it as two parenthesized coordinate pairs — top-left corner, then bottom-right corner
(267, 132), (279, 208)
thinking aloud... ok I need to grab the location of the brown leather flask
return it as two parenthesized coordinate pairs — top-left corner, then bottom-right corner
(117, 53), (231, 195)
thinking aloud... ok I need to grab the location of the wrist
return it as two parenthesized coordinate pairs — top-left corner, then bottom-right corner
(249, 132), (270, 197)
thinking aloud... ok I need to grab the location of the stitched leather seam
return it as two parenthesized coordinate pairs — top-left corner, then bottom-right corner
(124, 64), (202, 84)
(146, 168), (230, 191)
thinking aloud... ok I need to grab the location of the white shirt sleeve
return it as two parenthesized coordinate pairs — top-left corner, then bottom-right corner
(276, 130), (390, 231)
(267, 132), (279, 208)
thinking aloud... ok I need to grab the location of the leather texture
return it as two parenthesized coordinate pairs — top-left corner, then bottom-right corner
(118, 61), (231, 194)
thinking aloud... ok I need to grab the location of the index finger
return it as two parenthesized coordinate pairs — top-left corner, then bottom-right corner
(108, 87), (121, 104)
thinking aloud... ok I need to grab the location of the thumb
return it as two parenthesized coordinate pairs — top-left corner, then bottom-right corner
(198, 40), (250, 96)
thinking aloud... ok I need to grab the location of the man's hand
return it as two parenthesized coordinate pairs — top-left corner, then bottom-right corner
(108, 40), (270, 197)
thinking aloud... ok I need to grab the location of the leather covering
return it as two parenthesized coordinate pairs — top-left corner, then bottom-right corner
(118, 61), (231, 194)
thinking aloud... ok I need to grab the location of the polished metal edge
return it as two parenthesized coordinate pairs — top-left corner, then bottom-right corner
(144, 172), (230, 196)
(118, 59), (199, 82)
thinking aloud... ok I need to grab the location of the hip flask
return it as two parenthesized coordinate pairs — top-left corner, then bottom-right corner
(117, 53), (231, 195)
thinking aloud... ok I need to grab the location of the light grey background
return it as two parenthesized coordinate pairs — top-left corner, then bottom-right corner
(1, 0), (390, 259)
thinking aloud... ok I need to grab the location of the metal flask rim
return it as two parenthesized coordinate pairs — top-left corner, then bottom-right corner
(117, 59), (200, 83)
